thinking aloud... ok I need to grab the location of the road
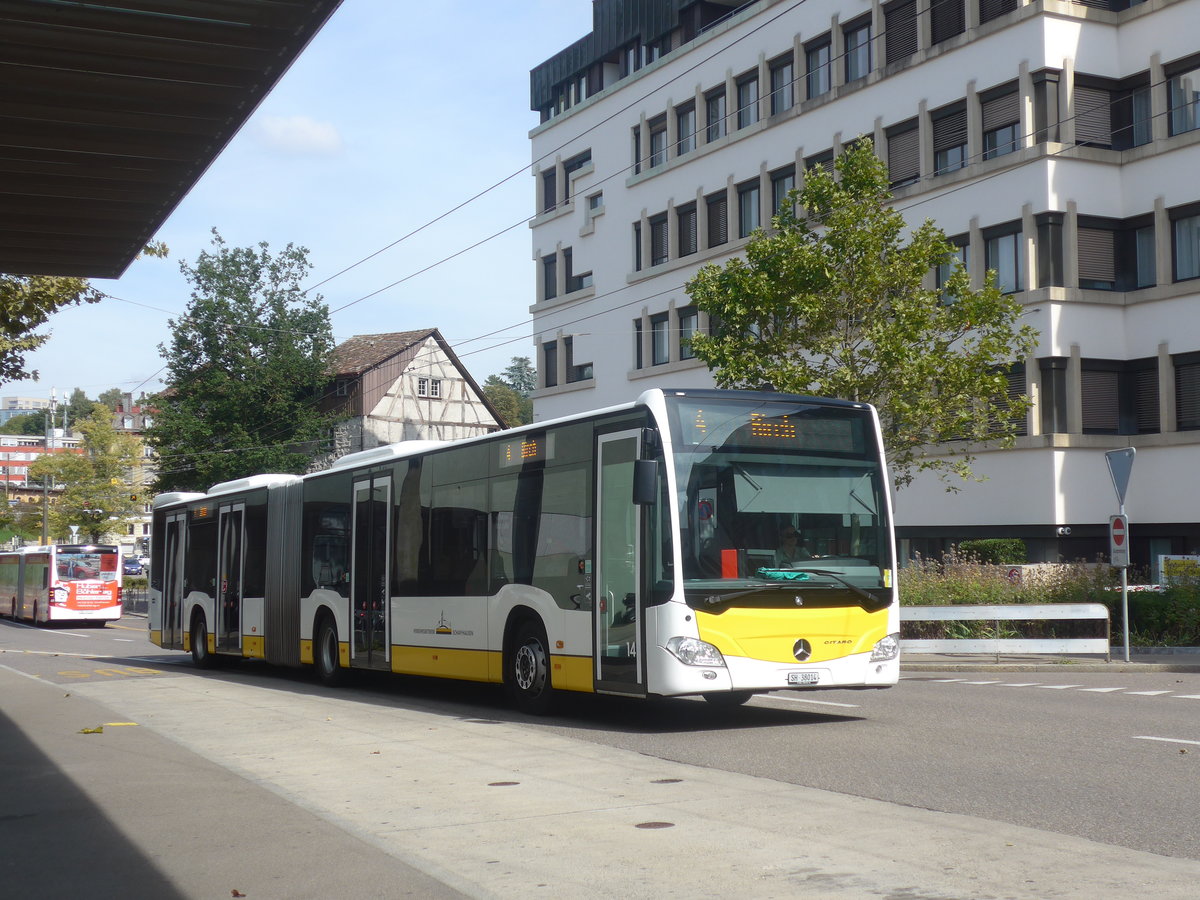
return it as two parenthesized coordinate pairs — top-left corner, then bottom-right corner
(2, 616), (1198, 897)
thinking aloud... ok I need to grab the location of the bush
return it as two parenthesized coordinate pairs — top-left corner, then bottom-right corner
(1120, 580), (1200, 646)
(123, 575), (148, 591)
(956, 538), (1026, 564)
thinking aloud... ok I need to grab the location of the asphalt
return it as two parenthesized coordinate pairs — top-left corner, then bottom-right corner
(4, 647), (1199, 899)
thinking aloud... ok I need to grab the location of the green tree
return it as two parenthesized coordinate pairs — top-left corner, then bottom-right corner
(28, 406), (143, 543)
(66, 387), (98, 424)
(686, 139), (1038, 489)
(1, 410), (47, 435)
(482, 376), (532, 427)
(501, 356), (536, 395)
(145, 230), (337, 492)
(97, 388), (126, 412)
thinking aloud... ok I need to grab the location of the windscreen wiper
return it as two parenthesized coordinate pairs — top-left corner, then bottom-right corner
(761, 567), (891, 612)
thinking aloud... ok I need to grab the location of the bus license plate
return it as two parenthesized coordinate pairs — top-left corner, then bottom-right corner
(787, 671), (820, 685)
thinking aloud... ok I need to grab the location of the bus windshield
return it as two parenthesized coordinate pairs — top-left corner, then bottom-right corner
(665, 396), (891, 596)
(57, 549), (118, 582)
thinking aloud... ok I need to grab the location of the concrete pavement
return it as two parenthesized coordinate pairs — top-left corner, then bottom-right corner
(901, 649), (1200, 673)
(1, 662), (1191, 899)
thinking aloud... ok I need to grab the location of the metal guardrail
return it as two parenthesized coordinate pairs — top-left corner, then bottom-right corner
(900, 603), (1111, 661)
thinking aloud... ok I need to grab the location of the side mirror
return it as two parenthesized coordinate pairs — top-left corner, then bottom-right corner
(632, 459), (658, 505)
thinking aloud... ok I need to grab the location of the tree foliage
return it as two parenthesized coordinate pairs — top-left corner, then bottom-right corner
(145, 230), (337, 492)
(1, 410), (47, 435)
(0, 275), (102, 384)
(685, 139), (1038, 489)
(29, 406), (143, 543)
(501, 356), (537, 395)
(482, 375), (533, 427)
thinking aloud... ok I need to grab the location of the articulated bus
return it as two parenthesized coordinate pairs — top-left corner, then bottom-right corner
(1, 544), (123, 625)
(149, 389), (899, 711)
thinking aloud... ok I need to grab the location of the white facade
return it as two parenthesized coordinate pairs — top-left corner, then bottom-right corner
(529, 0), (1200, 564)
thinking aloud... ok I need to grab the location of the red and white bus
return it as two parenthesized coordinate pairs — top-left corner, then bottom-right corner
(1, 544), (123, 625)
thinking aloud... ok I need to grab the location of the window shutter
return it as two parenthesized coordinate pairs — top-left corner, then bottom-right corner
(1176, 363), (1200, 430)
(931, 0), (965, 45)
(1081, 369), (1119, 432)
(1077, 228), (1115, 283)
(678, 207), (698, 256)
(1135, 368), (1160, 433)
(541, 170), (557, 213)
(883, 1), (918, 64)
(1075, 86), (1112, 146)
(982, 89), (1020, 131)
(887, 125), (920, 185)
(651, 218), (668, 265)
(979, 0), (1018, 23)
(991, 368), (1028, 435)
(932, 108), (968, 152)
(708, 196), (728, 246)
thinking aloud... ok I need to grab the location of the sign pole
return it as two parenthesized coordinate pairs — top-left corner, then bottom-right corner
(1105, 448), (1135, 664)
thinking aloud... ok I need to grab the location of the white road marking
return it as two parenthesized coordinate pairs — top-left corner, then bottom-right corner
(1038, 684), (1083, 689)
(59, 632), (90, 638)
(761, 694), (860, 708)
(1173, 695), (1200, 700)
(1079, 687), (1125, 693)
(962, 680), (1002, 685)
(930, 678), (966, 683)
(1134, 735), (1200, 746)
(1125, 691), (1173, 696)
(1000, 683), (1041, 687)
(0, 663), (44, 682)
(113, 638), (134, 642)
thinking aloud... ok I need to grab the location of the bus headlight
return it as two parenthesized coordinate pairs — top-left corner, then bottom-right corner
(870, 633), (900, 662)
(666, 636), (726, 667)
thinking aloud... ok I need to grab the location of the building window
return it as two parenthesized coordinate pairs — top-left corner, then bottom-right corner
(707, 191), (728, 247)
(542, 253), (557, 301)
(417, 377), (442, 399)
(633, 222), (642, 271)
(1168, 64), (1200, 136)
(932, 103), (968, 175)
(678, 306), (699, 360)
(650, 313), (670, 365)
(1074, 82), (1113, 148)
(887, 120), (920, 187)
(805, 38), (831, 99)
(984, 224), (1021, 294)
(564, 248), (592, 293)
(737, 180), (760, 239)
(769, 54), (794, 115)
(542, 341), (558, 388)
(1077, 221), (1116, 290)
(990, 365), (1028, 436)
(677, 203), (698, 257)
(936, 234), (969, 301)
(650, 214), (669, 266)
(631, 127), (641, 175)
(334, 379), (349, 397)
(1111, 76), (1152, 149)
(633, 319), (643, 369)
(1128, 359), (1160, 435)
(588, 192), (603, 213)
(706, 88), (726, 142)
(563, 150), (591, 198)
(1174, 211), (1200, 281)
(1039, 358), (1068, 434)
(564, 337), (592, 383)
(980, 0), (1018, 23)
(770, 166), (795, 219)
(736, 73), (759, 129)
(649, 117), (667, 168)
(1130, 222), (1156, 289)
(805, 150), (834, 175)
(1081, 363), (1120, 434)
(883, 0), (918, 65)
(676, 102), (696, 156)
(541, 169), (557, 214)
(843, 20), (871, 83)
(931, 0), (965, 45)
(981, 85), (1020, 160)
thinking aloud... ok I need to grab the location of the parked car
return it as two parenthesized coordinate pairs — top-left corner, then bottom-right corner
(122, 557), (143, 576)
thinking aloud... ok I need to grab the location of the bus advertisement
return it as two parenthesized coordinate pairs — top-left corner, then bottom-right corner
(2, 544), (122, 624)
(148, 389), (900, 712)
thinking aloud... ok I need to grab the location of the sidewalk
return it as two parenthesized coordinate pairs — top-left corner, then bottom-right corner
(901, 649), (1200, 673)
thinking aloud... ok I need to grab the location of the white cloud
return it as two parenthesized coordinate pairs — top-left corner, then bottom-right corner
(256, 115), (344, 156)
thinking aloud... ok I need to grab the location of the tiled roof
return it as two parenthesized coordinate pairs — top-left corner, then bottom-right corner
(329, 330), (436, 376)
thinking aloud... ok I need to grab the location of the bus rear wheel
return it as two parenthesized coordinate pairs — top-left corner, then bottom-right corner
(190, 614), (215, 669)
(507, 620), (554, 715)
(314, 617), (345, 687)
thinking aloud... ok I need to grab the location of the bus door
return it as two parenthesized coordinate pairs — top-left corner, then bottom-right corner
(594, 430), (644, 693)
(216, 504), (244, 652)
(161, 511), (187, 648)
(351, 475), (391, 669)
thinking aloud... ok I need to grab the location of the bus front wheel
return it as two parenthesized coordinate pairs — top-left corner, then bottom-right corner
(314, 617), (345, 687)
(190, 614), (215, 669)
(507, 620), (554, 715)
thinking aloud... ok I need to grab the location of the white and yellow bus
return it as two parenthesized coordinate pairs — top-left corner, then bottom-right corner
(148, 389), (899, 712)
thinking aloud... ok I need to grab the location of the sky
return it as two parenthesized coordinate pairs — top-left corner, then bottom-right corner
(6, 1), (594, 404)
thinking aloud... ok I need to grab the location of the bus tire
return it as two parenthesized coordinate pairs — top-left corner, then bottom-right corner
(703, 691), (754, 707)
(314, 616), (345, 687)
(506, 619), (555, 715)
(190, 613), (216, 670)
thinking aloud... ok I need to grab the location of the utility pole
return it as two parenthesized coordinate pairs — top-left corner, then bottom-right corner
(41, 389), (57, 545)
